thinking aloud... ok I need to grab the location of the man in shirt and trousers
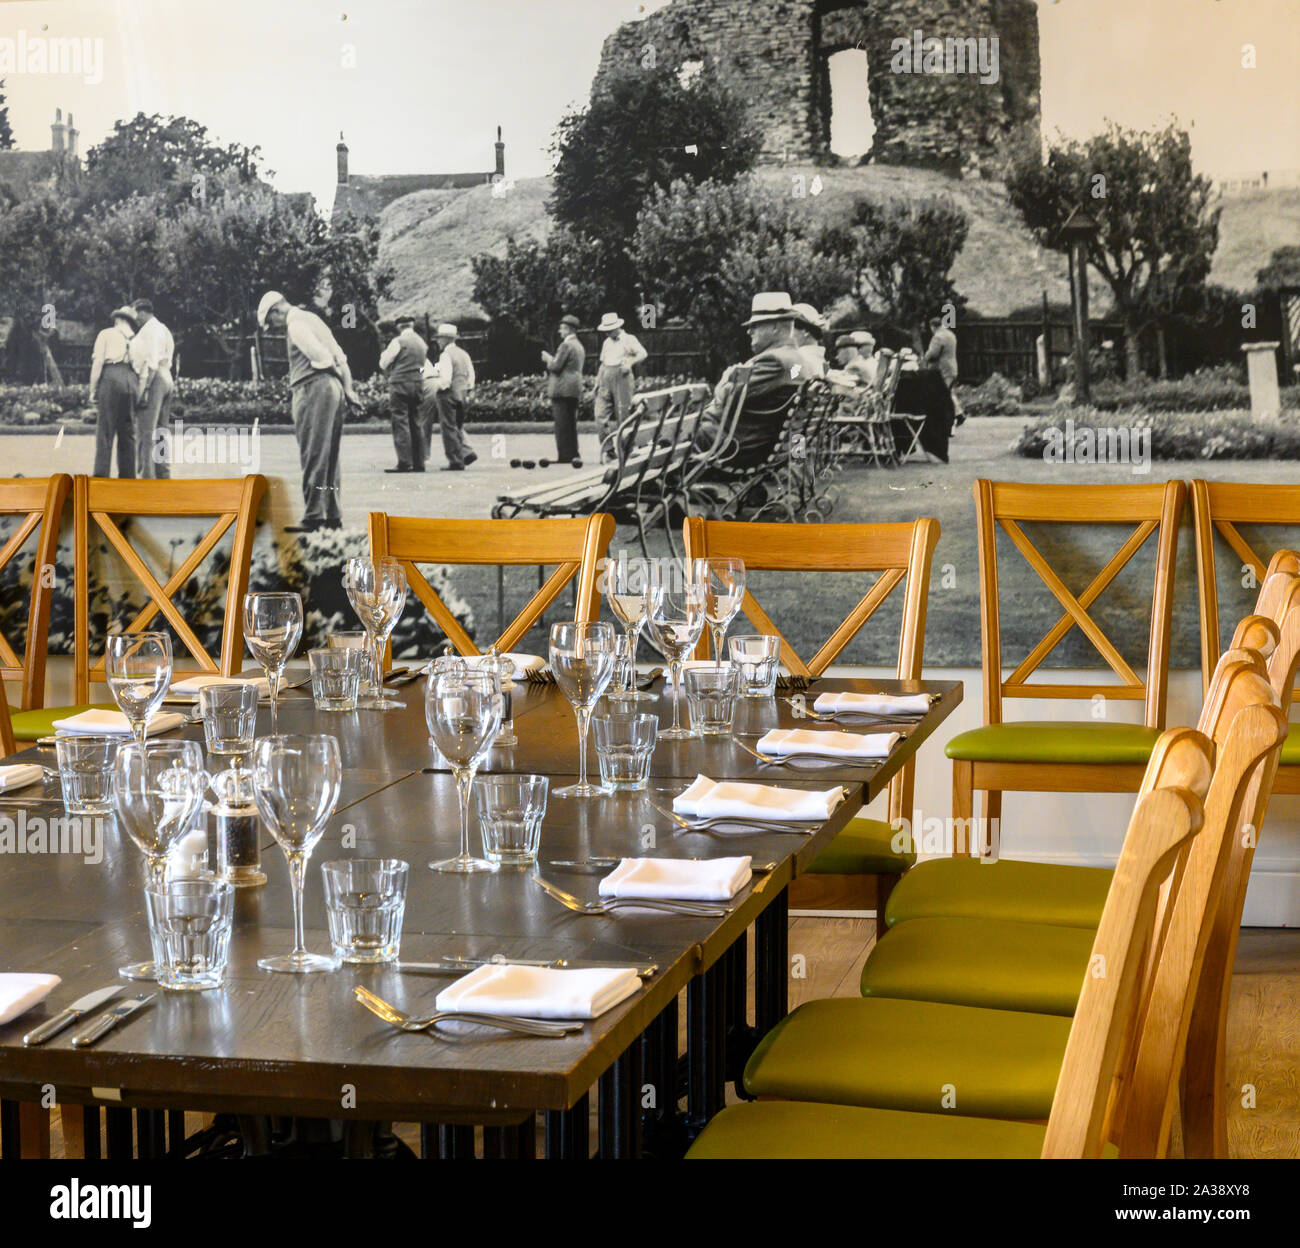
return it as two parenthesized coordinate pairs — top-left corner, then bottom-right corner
(88, 305), (140, 477)
(592, 312), (647, 460)
(379, 315), (428, 473)
(429, 323), (477, 471)
(542, 313), (585, 464)
(924, 315), (963, 426)
(129, 298), (175, 478)
(257, 290), (359, 532)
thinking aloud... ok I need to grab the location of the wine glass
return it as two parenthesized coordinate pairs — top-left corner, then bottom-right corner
(243, 592), (303, 734)
(606, 555), (663, 700)
(105, 633), (172, 748)
(703, 557), (746, 666)
(251, 734), (342, 973)
(647, 562), (707, 740)
(343, 557), (407, 712)
(112, 739), (210, 980)
(549, 621), (616, 796)
(425, 670), (502, 872)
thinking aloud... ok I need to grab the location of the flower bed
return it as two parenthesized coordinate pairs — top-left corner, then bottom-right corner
(1014, 409), (1300, 460)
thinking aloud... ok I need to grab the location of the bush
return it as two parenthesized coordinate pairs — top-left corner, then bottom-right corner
(954, 372), (1026, 417)
(1014, 409), (1300, 461)
(1081, 366), (1299, 415)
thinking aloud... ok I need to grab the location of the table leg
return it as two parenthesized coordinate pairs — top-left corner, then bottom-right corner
(756, 885), (789, 1034)
(598, 1045), (641, 1159)
(686, 961), (726, 1141)
(544, 1093), (589, 1159)
(166, 1110), (185, 1156)
(640, 999), (687, 1157)
(437, 1123), (476, 1159)
(0, 1101), (18, 1159)
(81, 1106), (102, 1160)
(136, 1108), (166, 1158)
(105, 1107), (134, 1158)
(420, 1123), (437, 1159)
(725, 931), (759, 1095)
(483, 1116), (535, 1159)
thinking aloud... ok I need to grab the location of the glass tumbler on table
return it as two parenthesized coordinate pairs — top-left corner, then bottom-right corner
(549, 620), (617, 797)
(684, 664), (740, 737)
(309, 647), (361, 712)
(55, 734), (117, 815)
(321, 858), (409, 963)
(474, 775), (548, 868)
(343, 556), (407, 712)
(592, 711), (657, 791)
(243, 592), (303, 735)
(729, 634), (782, 698)
(105, 632), (173, 747)
(328, 631), (379, 701)
(198, 682), (259, 766)
(646, 565), (707, 740)
(145, 877), (234, 992)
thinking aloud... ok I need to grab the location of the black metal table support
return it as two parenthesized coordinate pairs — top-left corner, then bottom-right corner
(105, 1106), (134, 1158)
(685, 960), (726, 1142)
(82, 1106), (102, 1159)
(0, 1100), (18, 1159)
(755, 886), (789, 1034)
(724, 931), (759, 1096)
(437, 1123), (476, 1158)
(136, 1108), (166, 1158)
(484, 1115), (536, 1159)
(166, 1110), (184, 1156)
(544, 1092), (590, 1159)
(597, 1044), (643, 1159)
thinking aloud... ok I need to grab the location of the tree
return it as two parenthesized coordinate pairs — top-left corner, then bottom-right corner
(0, 194), (77, 381)
(819, 196), (969, 346)
(550, 64), (761, 308)
(471, 229), (605, 345)
(1006, 122), (1220, 379)
(0, 81), (14, 151)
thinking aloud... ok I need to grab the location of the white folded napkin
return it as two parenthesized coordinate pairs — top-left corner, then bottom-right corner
(812, 691), (932, 716)
(170, 673), (269, 697)
(435, 963), (641, 1020)
(52, 709), (186, 737)
(599, 856), (752, 901)
(0, 972), (61, 1026)
(673, 774), (844, 822)
(0, 764), (44, 793)
(757, 727), (899, 759)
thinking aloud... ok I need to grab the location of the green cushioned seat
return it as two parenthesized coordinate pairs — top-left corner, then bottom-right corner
(885, 856), (1113, 929)
(806, 815), (914, 876)
(743, 996), (1072, 1118)
(687, 1101), (1109, 1159)
(944, 721), (1163, 765)
(1279, 724), (1300, 766)
(859, 915), (1095, 1016)
(9, 704), (117, 741)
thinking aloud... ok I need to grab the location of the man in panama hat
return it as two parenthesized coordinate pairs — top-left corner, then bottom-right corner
(592, 311), (647, 460)
(427, 322), (478, 470)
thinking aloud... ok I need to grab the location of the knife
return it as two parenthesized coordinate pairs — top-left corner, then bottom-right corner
(395, 957), (659, 979)
(23, 985), (125, 1046)
(70, 993), (155, 1048)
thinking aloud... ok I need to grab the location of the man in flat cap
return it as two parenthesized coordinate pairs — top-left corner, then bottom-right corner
(428, 323), (477, 471)
(542, 314), (585, 463)
(88, 304), (140, 477)
(592, 312), (647, 460)
(257, 290), (359, 532)
(379, 314), (429, 473)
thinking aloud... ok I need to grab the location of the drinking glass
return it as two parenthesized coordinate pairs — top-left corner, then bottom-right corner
(251, 734), (342, 973)
(425, 669), (502, 872)
(685, 665), (739, 736)
(198, 682), (258, 766)
(474, 775), (548, 867)
(309, 647), (361, 712)
(549, 621), (616, 797)
(55, 734), (117, 815)
(112, 739), (210, 980)
(592, 711), (657, 791)
(343, 557), (407, 712)
(105, 632), (172, 748)
(647, 564), (707, 740)
(729, 634), (782, 698)
(145, 878), (234, 992)
(328, 630), (379, 700)
(321, 859), (409, 963)
(703, 557), (746, 666)
(243, 592), (303, 735)
(606, 555), (661, 700)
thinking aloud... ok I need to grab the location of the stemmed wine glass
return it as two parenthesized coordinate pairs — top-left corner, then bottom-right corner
(112, 739), (210, 980)
(105, 633), (173, 748)
(606, 555), (663, 700)
(425, 669), (502, 872)
(703, 557), (746, 666)
(549, 620), (616, 796)
(647, 561), (707, 740)
(251, 734), (342, 973)
(243, 592), (303, 734)
(344, 557), (407, 712)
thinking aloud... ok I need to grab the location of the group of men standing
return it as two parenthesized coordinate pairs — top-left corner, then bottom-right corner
(88, 298), (176, 479)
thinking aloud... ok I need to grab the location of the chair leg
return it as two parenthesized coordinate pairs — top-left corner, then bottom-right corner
(1180, 978), (1232, 1159)
(981, 789), (1003, 860)
(951, 760), (975, 856)
(876, 872), (900, 921)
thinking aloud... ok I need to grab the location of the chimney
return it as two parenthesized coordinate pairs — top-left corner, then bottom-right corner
(66, 113), (78, 159)
(51, 108), (65, 153)
(336, 132), (349, 185)
(494, 125), (505, 178)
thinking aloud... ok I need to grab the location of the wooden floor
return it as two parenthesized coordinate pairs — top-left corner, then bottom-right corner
(30, 919), (1300, 1159)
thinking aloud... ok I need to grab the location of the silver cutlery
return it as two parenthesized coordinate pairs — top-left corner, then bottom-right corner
(644, 796), (818, 835)
(549, 855), (777, 873)
(70, 992), (155, 1048)
(532, 874), (731, 918)
(395, 956), (660, 979)
(23, 985), (124, 1046)
(779, 699), (925, 727)
(354, 986), (581, 1037)
(730, 736), (880, 768)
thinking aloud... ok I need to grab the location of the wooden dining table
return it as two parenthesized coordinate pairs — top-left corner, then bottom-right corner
(0, 670), (960, 1160)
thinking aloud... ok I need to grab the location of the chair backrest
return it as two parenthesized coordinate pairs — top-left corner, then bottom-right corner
(0, 689), (14, 757)
(0, 475), (71, 711)
(75, 475), (267, 702)
(1192, 479), (1300, 695)
(367, 513), (615, 657)
(685, 366), (752, 480)
(876, 350), (903, 410)
(973, 479), (1185, 729)
(1041, 727), (1211, 1157)
(682, 517), (939, 833)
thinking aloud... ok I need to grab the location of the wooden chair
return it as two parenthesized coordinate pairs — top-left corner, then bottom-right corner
(947, 479), (1185, 856)
(682, 517), (939, 911)
(0, 692), (15, 757)
(367, 513), (615, 658)
(0, 475), (72, 713)
(686, 727), (1212, 1158)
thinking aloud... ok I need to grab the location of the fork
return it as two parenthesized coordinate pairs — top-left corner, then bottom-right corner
(779, 698), (924, 727)
(531, 874), (731, 917)
(549, 855), (778, 873)
(353, 986), (581, 1038)
(643, 796), (817, 836)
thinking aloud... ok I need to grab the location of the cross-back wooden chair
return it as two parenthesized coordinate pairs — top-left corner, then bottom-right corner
(367, 512), (615, 659)
(685, 728), (1212, 1158)
(682, 517), (940, 912)
(0, 475), (71, 714)
(947, 479), (1185, 855)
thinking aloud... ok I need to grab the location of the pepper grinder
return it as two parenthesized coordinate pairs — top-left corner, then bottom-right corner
(207, 767), (266, 887)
